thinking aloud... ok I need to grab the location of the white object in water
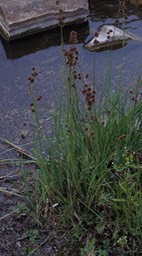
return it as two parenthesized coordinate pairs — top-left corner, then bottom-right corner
(84, 25), (136, 51)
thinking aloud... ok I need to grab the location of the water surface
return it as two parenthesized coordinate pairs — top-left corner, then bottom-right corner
(0, 4), (142, 159)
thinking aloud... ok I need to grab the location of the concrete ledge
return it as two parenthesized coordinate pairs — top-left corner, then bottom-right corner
(0, 0), (89, 40)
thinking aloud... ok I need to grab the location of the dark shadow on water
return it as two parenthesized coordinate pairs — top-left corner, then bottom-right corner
(1, 22), (89, 60)
(88, 0), (119, 18)
(89, 0), (142, 20)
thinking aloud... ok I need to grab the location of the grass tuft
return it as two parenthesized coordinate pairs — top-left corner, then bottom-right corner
(21, 29), (142, 254)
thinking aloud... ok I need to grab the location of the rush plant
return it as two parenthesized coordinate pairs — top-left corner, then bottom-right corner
(21, 27), (142, 254)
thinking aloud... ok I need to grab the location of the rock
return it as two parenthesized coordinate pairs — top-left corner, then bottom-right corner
(84, 25), (139, 52)
(0, 0), (89, 40)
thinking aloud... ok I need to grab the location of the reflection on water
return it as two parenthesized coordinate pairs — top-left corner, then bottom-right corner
(1, 22), (89, 59)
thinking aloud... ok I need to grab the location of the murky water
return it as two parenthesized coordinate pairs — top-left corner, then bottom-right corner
(0, 3), (142, 159)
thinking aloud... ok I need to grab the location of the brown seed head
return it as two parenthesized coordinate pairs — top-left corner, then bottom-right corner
(94, 31), (99, 37)
(82, 89), (87, 94)
(115, 19), (120, 25)
(84, 126), (89, 131)
(94, 39), (99, 44)
(56, 0), (60, 5)
(30, 78), (34, 84)
(69, 31), (79, 44)
(37, 96), (42, 101)
(119, 134), (126, 141)
(21, 134), (26, 139)
(88, 131), (94, 138)
(89, 115), (94, 121)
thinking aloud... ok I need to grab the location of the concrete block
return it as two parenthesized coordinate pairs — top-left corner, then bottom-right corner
(0, 0), (89, 40)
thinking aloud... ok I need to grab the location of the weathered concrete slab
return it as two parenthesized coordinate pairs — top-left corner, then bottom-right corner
(0, 0), (89, 40)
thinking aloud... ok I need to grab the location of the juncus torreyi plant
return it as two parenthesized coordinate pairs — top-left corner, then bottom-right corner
(21, 6), (142, 254)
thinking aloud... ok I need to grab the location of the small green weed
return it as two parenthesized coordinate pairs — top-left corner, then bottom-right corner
(26, 229), (39, 243)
